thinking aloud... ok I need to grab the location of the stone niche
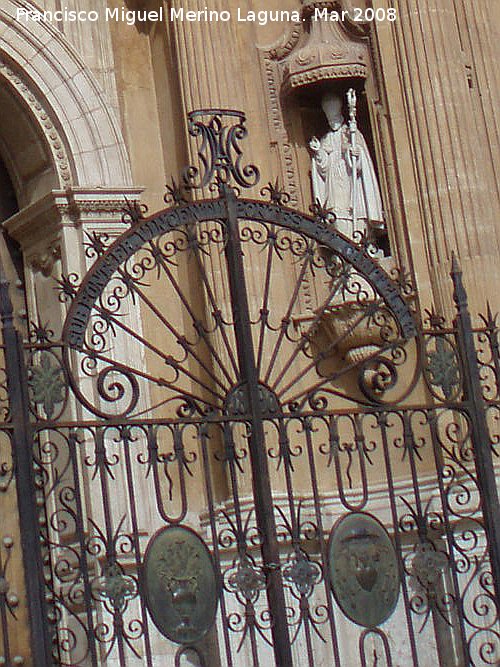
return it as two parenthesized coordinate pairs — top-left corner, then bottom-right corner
(258, 0), (395, 383)
(258, 0), (383, 219)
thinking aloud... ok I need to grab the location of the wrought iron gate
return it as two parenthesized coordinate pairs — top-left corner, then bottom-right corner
(1, 111), (499, 666)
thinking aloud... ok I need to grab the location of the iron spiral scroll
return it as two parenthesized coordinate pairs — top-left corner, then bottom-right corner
(60, 112), (417, 420)
(20, 111), (498, 667)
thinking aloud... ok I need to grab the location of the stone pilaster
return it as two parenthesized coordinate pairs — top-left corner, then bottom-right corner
(373, 0), (500, 317)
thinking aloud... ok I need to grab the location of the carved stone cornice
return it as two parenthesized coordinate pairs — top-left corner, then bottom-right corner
(2, 187), (144, 276)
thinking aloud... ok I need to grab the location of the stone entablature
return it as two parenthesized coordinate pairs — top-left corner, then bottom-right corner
(3, 188), (143, 277)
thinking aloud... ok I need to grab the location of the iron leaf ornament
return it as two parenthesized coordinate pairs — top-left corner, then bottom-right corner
(426, 336), (460, 399)
(28, 352), (66, 419)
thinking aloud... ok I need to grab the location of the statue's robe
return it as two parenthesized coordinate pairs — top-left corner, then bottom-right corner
(311, 124), (384, 237)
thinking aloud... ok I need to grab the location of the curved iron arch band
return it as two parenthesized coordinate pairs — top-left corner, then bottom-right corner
(63, 198), (416, 348)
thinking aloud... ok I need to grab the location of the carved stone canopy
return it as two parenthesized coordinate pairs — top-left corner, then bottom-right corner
(276, 0), (371, 97)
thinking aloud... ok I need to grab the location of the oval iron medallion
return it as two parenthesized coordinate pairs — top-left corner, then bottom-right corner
(328, 512), (400, 628)
(143, 525), (218, 644)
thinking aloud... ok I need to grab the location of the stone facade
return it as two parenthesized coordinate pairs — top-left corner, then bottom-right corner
(1, 0), (498, 313)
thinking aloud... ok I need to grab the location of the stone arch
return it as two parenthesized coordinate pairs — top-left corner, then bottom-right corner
(0, 0), (133, 200)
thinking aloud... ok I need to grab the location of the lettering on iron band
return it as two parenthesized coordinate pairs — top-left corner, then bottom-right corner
(67, 305), (91, 347)
(141, 217), (168, 239)
(65, 203), (226, 346)
(65, 199), (416, 347)
(236, 199), (415, 338)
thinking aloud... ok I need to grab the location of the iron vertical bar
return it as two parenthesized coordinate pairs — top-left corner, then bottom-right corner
(451, 254), (500, 604)
(221, 185), (293, 666)
(0, 273), (52, 666)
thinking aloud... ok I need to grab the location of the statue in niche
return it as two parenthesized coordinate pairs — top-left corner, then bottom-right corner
(309, 89), (385, 241)
(308, 90), (388, 369)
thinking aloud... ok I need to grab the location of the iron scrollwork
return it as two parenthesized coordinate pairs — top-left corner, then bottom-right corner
(10, 110), (500, 667)
(60, 193), (417, 419)
(183, 109), (260, 190)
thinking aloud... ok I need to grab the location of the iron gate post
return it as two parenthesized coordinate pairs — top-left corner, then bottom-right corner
(452, 255), (500, 604)
(0, 272), (52, 666)
(222, 185), (294, 666)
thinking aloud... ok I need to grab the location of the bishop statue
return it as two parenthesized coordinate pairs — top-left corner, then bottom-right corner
(310, 90), (385, 241)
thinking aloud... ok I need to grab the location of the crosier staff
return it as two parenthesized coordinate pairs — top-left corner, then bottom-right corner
(347, 88), (359, 231)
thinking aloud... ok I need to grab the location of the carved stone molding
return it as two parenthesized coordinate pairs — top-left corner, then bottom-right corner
(0, 57), (72, 188)
(3, 188), (144, 277)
